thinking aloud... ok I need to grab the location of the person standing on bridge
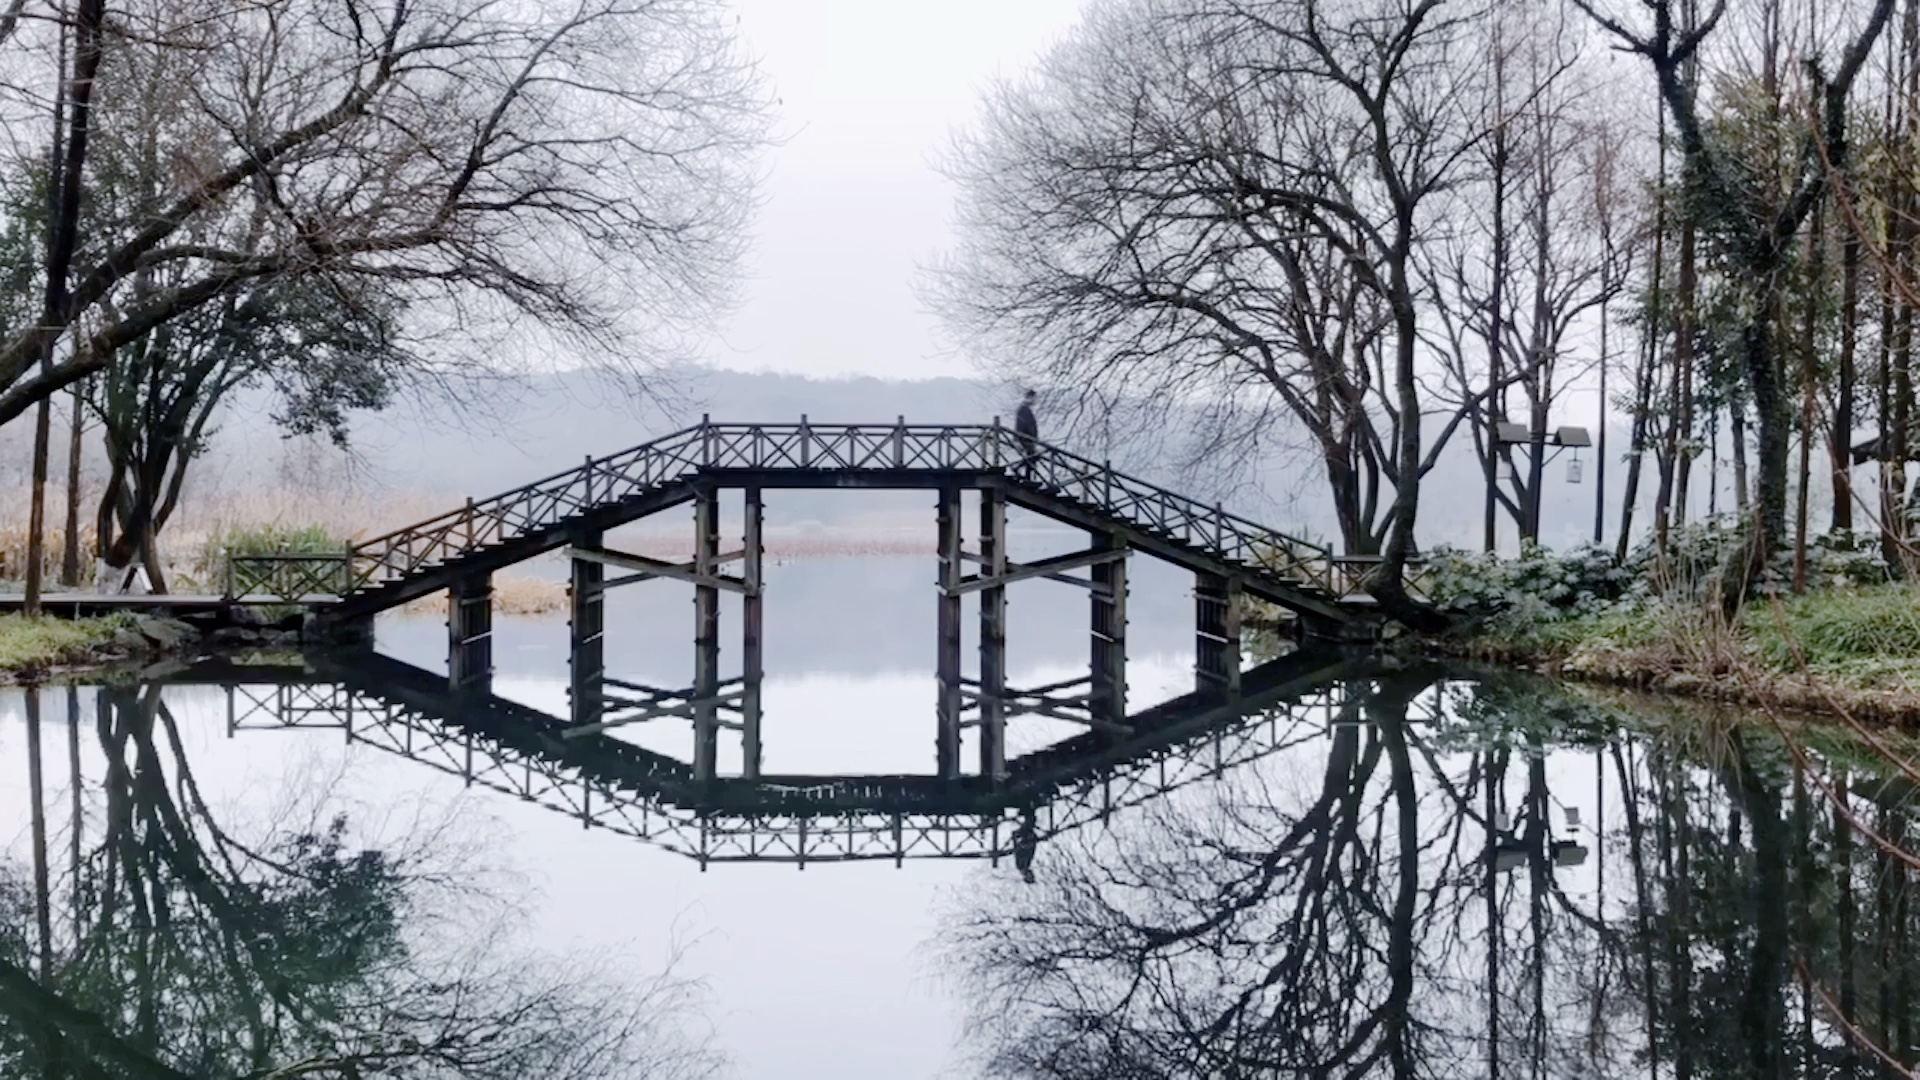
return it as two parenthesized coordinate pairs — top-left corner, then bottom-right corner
(1014, 389), (1039, 476)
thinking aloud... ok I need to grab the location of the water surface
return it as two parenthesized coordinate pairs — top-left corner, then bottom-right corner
(2, 551), (1916, 1078)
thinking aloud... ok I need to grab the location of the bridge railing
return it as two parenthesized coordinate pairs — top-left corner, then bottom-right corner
(229, 420), (1357, 602)
(1010, 435), (1338, 592)
(342, 425), (712, 590)
(227, 551), (356, 601)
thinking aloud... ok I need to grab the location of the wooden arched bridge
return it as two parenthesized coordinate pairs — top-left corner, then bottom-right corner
(239, 420), (1396, 617)
(215, 419), (1413, 781)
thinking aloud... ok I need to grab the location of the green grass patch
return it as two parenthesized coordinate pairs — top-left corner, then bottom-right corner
(1745, 585), (1920, 669)
(0, 613), (135, 674)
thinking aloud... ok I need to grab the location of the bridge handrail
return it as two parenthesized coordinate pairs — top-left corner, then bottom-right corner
(345, 423), (710, 588)
(1008, 431), (1336, 589)
(323, 420), (1340, 597)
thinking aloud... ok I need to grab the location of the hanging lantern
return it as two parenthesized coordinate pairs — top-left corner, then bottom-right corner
(1567, 454), (1584, 485)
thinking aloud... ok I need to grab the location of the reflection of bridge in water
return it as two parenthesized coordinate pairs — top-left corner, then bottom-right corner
(189, 648), (1444, 867)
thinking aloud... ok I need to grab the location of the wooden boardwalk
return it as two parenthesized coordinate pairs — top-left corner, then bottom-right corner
(0, 593), (319, 617)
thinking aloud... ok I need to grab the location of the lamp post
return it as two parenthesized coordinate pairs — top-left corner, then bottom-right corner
(1492, 422), (1592, 544)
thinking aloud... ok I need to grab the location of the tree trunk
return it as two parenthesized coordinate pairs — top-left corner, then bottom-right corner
(1525, 397), (1548, 543)
(1622, 132), (1669, 561)
(1794, 204), (1822, 592)
(1370, 233), (1439, 628)
(1617, 335), (1655, 561)
(61, 382), (83, 586)
(1880, 198), (1900, 566)
(25, 399), (50, 613)
(1596, 290), (1610, 544)
(1895, 273), (1914, 563)
(1833, 208), (1860, 533)
(1484, 100), (1509, 554)
(1746, 303), (1792, 571)
(1732, 406), (1749, 511)
(1673, 216), (1698, 526)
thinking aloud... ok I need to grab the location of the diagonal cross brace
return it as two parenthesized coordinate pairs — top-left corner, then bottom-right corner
(569, 545), (754, 594)
(946, 545), (1129, 596)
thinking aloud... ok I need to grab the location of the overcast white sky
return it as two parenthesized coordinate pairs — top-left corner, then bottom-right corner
(711, 0), (1085, 381)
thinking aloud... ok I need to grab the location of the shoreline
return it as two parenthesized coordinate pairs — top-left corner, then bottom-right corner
(1414, 634), (1920, 729)
(11, 606), (1918, 733)
(0, 610), (305, 688)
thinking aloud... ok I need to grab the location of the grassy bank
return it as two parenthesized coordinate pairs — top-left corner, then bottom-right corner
(1436, 583), (1920, 726)
(0, 613), (137, 683)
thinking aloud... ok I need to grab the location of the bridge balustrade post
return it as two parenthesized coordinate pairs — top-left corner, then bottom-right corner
(741, 486), (764, 780)
(693, 487), (721, 784)
(1089, 534), (1128, 728)
(978, 487), (1007, 781)
(448, 571), (494, 695)
(936, 486), (963, 779)
(569, 527), (605, 727)
(1195, 572), (1243, 698)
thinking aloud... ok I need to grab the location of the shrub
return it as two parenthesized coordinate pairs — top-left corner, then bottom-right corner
(1803, 530), (1897, 589)
(1425, 541), (1632, 638)
(197, 523), (344, 573)
(1627, 517), (1895, 598)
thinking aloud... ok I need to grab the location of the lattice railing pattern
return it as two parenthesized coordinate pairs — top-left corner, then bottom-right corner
(228, 553), (355, 600)
(230, 421), (1364, 603)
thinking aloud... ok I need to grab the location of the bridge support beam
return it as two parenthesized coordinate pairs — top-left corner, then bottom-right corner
(693, 488), (721, 784)
(978, 487), (1007, 781)
(448, 571), (493, 694)
(1089, 534), (1128, 729)
(570, 528), (606, 726)
(741, 486), (764, 780)
(1195, 572), (1243, 697)
(936, 486), (963, 779)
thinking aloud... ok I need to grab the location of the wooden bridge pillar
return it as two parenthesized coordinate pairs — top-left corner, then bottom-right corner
(569, 527), (606, 727)
(978, 487), (1007, 780)
(741, 486), (764, 780)
(692, 488), (721, 784)
(1195, 572), (1243, 697)
(1089, 534), (1128, 728)
(936, 486), (964, 779)
(448, 571), (493, 694)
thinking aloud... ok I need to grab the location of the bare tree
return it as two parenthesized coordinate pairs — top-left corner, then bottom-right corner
(1429, 4), (1642, 548)
(939, 0), (1499, 610)
(0, 0), (767, 429)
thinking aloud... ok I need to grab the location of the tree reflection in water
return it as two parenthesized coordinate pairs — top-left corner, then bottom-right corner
(942, 668), (1920, 1079)
(0, 684), (723, 1080)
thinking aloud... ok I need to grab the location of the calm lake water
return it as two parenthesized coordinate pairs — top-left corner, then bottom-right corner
(3, 549), (1917, 1078)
